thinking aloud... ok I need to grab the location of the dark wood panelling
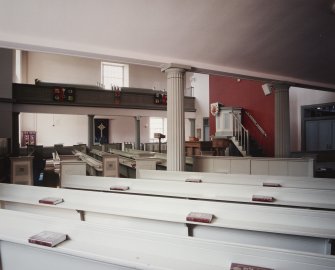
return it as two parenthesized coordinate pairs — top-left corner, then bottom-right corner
(13, 84), (195, 112)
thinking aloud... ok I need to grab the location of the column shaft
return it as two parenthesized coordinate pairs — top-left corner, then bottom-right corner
(275, 86), (290, 157)
(12, 112), (20, 156)
(166, 68), (185, 171)
(88, 115), (94, 149)
(135, 116), (141, 150)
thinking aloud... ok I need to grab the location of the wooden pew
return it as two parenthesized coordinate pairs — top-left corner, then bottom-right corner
(60, 175), (335, 210)
(193, 156), (314, 177)
(73, 150), (103, 175)
(73, 150), (119, 177)
(104, 149), (194, 174)
(91, 149), (161, 178)
(0, 183), (334, 254)
(1, 209), (334, 270)
(137, 169), (335, 190)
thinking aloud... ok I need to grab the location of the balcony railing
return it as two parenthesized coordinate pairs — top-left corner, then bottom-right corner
(13, 83), (196, 112)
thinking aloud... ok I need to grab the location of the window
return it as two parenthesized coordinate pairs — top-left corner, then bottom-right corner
(149, 117), (167, 142)
(101, 62), (129, 89)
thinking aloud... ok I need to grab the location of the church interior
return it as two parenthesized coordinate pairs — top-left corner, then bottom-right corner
(0, 1), (335, 269)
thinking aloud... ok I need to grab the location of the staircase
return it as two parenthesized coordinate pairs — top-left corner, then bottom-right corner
(228, 111), (267, 157)
(230, 113), (249, 156)
(249, 136), (265, 157)
(213, 107), (266, 157)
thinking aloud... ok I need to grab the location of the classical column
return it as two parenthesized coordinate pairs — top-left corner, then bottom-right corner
(88, 115), (94, 149)
(274, 84), (290, 157)
(12, 112), (20, 156)
(189, 118), (196, 138)
(161, 64), (191, 171)
(135, 116), (141, 150)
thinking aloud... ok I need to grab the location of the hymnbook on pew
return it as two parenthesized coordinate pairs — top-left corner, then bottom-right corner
(230, 263), (273, 270)
(262, 182), (282, 187)
(252, 195), (275, 202)
(186, 212), (213, 223)
(28, 231), (68, 247)
(185, 178), (202, 183)
(110, 185), (130, 191)
(38, 197), (64, 205)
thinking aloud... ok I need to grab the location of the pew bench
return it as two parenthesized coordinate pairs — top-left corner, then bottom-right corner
(137, 169), (335, 190)
(1, 209), (335, 270)
(0, 183), (334, 254)
(60, 175), (335, 210)
(193, 156), (314, 177)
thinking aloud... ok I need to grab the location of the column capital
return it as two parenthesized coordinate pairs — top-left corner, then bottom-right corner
(273, 83), (290, 91)
(161, 63), (191, 73)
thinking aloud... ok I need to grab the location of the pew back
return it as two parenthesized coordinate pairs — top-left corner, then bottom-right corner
(1, 209), (334, 270)
(137, 169), (335, 190)
(61, 175), (335, 210)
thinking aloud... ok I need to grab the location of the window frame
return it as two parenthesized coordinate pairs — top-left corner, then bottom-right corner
(101, 62), (129, 89)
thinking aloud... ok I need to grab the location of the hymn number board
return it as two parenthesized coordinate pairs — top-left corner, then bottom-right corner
(53, 87), (75, 102)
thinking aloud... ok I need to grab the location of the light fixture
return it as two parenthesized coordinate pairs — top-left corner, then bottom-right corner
(262, 83), (272, 96)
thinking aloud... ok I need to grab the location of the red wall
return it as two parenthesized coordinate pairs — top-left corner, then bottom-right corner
(209, 75), (275, 157)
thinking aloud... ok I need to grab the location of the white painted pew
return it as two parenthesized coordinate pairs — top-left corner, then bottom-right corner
(193, 156), (314, 177)
(0, 183), (334, 254)
(106, 149), (194, 169)
(60, 175), (335, 210)
(137, 169), (335, 190)
(1, 209), (335, 270)
(73, 150), (103, 175)
(60, 160), (86, 181)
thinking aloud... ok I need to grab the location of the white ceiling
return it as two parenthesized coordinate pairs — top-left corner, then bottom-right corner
(1, 0), (335, 90)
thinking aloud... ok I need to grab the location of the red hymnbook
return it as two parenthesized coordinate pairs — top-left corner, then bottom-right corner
(185, 178), (202, 183)
(252, 195), (275, 202)
(186, 212), (213, 223)
(28, 231), (67, 247)
(38, 197), (64, 205)
(110, 185), (130, 191)
(262, 182), (282, 187)
(230, 263), (273, 270)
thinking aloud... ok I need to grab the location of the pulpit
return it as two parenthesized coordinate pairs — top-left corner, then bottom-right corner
(212, 138), (231, 156)
(185, 141), (212, 156)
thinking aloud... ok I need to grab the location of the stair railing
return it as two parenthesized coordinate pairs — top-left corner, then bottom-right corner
(245, 111), (267, 137)
(231, 112), (249, 155)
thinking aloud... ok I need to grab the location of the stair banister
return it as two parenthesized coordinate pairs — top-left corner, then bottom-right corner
(245, 111), (267, 137)
(231, 112), (249, 155)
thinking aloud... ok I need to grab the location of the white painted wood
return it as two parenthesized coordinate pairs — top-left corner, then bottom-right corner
(194, 156), (314, 177)
(135, 159), (158, 178)
(231, 159), (250, 174)
(60, 175), (335, 210)
(73, 150), (102, 174)
(1, 182), (335, 255)
(164, 67), (187, 171)
(275, 86), (290, 157)
(102, 155), (119, 177)
(138, 169), (335, 190)
(1, 209), (335, 270)
(60, 160), (86, 182)
(10, 156), (34, 185)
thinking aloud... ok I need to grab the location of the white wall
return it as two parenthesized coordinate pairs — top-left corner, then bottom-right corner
(27, 52), (101, 85)
(20, 113), (88, 146)
(108, 116), (150, 144)
(185, 72), (209, 141)
(129, 64), (166, 90)
(289, 87), (335, 152)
